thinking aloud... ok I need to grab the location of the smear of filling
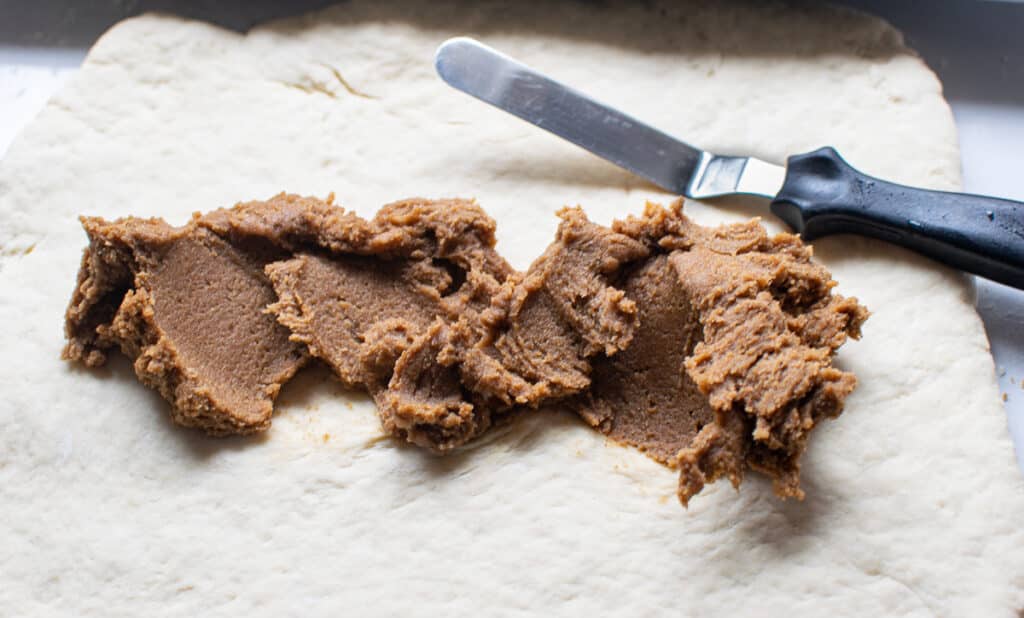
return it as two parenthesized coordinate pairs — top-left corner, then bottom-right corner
(577, 204), (867, 504)
(63, 194), (867, 505)
(63, 215), (307, 434)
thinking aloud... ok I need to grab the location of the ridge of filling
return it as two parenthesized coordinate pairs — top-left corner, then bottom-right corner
(63, 193), (867, 505)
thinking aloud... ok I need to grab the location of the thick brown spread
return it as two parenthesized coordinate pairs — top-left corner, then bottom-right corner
(63, 216), (307, 434)
(64, 194), (867, 505)
(576, 203), (867, 504)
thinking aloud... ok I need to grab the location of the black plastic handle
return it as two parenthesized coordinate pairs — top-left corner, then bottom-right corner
(771, 147), (1024, 289)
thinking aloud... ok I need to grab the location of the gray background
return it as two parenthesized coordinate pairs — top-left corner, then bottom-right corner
(2, 0), (1022, 469)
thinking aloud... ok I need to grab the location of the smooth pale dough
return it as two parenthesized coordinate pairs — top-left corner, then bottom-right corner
(1, 1), (1022, 616)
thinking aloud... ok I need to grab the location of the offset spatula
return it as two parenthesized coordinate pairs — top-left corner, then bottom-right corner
(435, 37), (1024, 290)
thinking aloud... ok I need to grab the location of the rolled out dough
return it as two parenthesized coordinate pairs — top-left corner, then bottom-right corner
(1, 1), (1022, 615)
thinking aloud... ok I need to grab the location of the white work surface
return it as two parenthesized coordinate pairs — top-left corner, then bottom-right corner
(2, 1), (1022, 470)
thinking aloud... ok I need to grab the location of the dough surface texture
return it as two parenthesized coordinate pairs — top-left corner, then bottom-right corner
(1, 1), (1022, 615)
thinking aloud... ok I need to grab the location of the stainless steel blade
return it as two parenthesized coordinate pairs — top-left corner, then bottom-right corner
(434, 37), (785, 200)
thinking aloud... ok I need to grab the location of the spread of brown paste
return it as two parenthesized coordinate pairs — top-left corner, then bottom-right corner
(63, 194), (867, 505)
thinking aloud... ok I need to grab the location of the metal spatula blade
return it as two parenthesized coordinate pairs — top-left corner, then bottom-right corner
(434, 36), (786, 200)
